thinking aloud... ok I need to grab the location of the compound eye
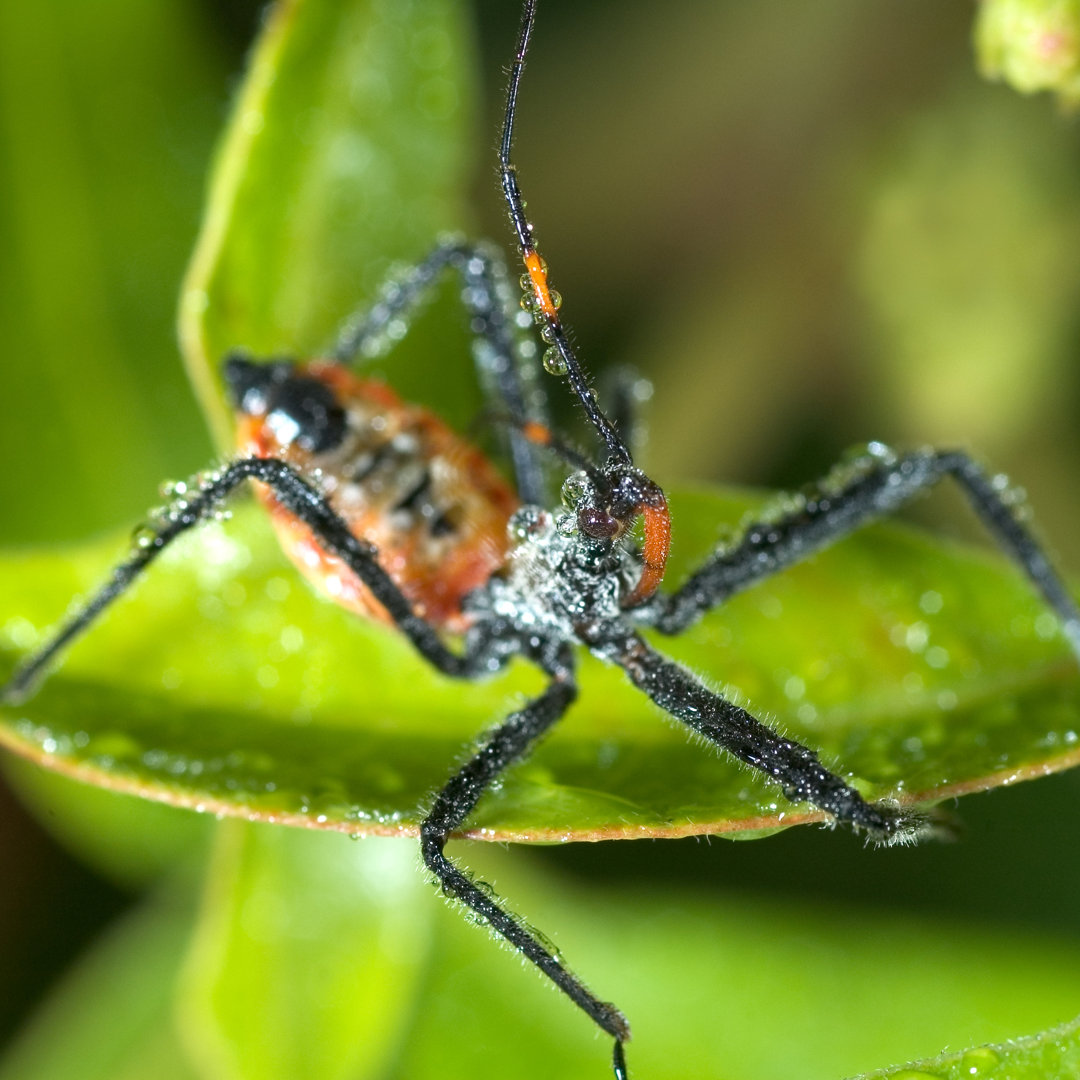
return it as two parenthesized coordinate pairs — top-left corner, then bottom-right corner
(577, 505), (619, 539)
(266, 376), (347, 454)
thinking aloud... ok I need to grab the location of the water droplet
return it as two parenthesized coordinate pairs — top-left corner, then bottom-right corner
(543, 347), (568, 376)
(548, 289), (562, 309)
(961, 1048), (999, 1075)
(561, 472), (590, 509)
(904, 622), (929, 653)
(919, 590), (943, 615)
(159, 479), (188, 499)
(925, 645), (949, 670)
(556, 513), (578, 537)
(902, 735), (925, 758)
(131, 524), (159, 551)
(508, 506), (548, 542)
(823, 441), (898, 494)
(2, 617), (40, 650)
(865, 440), (897, 462)
(539, 324), (557, 344)
(783, 676), (805, 701)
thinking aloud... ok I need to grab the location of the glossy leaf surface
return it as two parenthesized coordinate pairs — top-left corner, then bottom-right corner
(4, 832), (1079, 1080)
(2, 489), (1077, 840)
(2, 2), (1079, 1080)
(180, 824), (432, 1080)
(853, 1015), (1080, 1080)
(179, 0), (481, 448)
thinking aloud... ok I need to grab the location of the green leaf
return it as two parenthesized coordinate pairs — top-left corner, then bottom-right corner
(403, 845), (1080, 1080)
(5, 4), (1080, 1080)
(0, 0), (482, 871)
(178, 0), (481, 448)
(0, 0), (222, 542)
(2, 489), (1077, 840)
(3, 756), (211, 888)
(4, 830), (1079, 1080)
(179, 825), (433, 1080)
(853, 1015), (1080, 1080)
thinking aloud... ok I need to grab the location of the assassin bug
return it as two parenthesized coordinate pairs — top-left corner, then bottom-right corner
(4, 2), (1080, 1078)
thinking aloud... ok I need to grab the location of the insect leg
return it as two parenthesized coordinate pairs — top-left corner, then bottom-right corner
(332, 239), (549, 504)
(1, 457), (497, 703)
(591, 629), (927, 844)
(419, 657), (632, 1071)
(647, 447), (1080, 655)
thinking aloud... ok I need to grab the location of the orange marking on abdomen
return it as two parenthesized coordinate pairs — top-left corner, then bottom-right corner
(235, 362), (520, 633)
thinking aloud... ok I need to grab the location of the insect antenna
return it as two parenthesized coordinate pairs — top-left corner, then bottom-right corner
(476, 409), (606, 483)
(499, 0), (632, 469)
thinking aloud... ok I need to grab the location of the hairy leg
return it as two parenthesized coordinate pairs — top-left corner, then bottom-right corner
(333, 238), (549, 504)
(585, 628), (931, 844)
(420, 654), (632, 1073)
(1, 456), (505, 702)
(647, 447), (1080, 655)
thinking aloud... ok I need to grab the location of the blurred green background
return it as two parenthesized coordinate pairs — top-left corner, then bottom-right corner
(2, 0), (1080, 1077)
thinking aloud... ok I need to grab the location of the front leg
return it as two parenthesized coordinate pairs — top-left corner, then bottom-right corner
(646, 446), (1080, 654)
(590, 629), (931, 844)
(1, 457), (494, 703)
(419, 654), (632, 1078)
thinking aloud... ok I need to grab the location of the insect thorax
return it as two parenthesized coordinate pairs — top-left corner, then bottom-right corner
(474, 506), (636, 644)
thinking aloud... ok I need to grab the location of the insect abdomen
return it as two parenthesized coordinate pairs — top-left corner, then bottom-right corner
(232, 359), (519, 631)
